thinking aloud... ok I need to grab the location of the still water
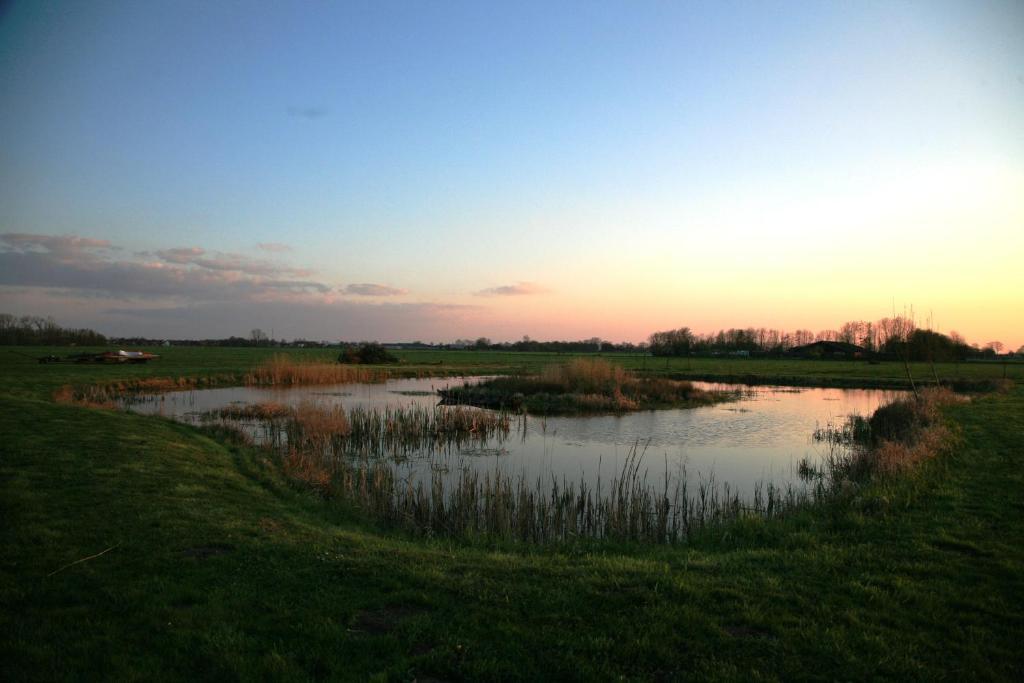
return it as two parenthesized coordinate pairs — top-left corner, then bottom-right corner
(124, 377), (902, 497)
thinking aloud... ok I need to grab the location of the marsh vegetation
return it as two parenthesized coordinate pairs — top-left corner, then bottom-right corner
(118, 370), (913, 544)
(6, 346), (1018, 680)
(439, 358), (733, 414)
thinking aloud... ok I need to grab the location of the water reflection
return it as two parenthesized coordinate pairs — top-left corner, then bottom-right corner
(124, 377), (902, 501)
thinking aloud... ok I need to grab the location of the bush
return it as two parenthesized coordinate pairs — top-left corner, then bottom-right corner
(338, 342), (399, 365)
(868, 399), (921, 444)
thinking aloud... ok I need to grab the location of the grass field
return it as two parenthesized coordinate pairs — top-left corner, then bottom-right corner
(4, 346), (1021, 400)
(1, 347), (1022, 679)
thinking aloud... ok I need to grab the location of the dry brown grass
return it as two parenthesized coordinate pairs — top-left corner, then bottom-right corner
(289, 401), (352, 446)
(53, 384), (117, 409)
(867, 387), (963, 474)
(245, 355), (383, 386)
(54, 375), (240, 407)
(282, 448), (334, 496)
(211, 402), (292, 421)
(540, 358), (631, 393)
(815, 387), (965, 483)
(443, 358), (727, 414)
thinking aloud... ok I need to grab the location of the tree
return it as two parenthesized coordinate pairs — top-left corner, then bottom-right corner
(250, 329), (268, 346)
(648, 327), (694, 356)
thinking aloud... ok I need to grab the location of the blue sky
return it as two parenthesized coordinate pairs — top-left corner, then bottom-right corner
(1, 1), (1021, 344)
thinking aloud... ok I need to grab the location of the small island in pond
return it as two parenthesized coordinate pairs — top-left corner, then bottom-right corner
(439, 359), (735, 415)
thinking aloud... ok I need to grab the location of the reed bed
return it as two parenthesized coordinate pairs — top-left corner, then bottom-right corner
(244, 355), (384, 386)
(55, 356), (383, 407)
(283, 440), (804, 543)
(281, 402), (513, 456)
(440, 358), (731, 414)
(210, 402), (292, 421)
(54, 374), (240, 406)
(203, 400), (514, 457)
(806, 387), (962, 484)
(271, 388), (963, 545)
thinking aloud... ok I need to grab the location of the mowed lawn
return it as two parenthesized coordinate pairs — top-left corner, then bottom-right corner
(1, 348), (1022, 680)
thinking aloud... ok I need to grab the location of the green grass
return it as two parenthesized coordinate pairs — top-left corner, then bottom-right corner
(1, 348), (1022, 679)
(5, 345), (1021, 401)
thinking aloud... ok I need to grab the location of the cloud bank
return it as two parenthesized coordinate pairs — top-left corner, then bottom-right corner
(344, 283), (407, 297)
(474, 281), (549, 297)
(0, 232), (476, 339)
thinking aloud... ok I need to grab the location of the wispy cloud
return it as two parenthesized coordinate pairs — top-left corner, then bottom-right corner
(257, 242), (292, 253)
(474, 281), (549, 297)
(344, 283), (407, 297)
(0, 233), (114, 260)
(153, 246), (312, 278)
(0, 233), (327, 301)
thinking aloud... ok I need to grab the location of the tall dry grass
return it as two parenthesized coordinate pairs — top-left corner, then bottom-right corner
(203, 401), (514, 456)
(245, 355), (384, 386)
(441, 358), (726, 414)
(807, 387), (963, 485)
(280, 403), (512, 456)
(55, 375), (240, 406)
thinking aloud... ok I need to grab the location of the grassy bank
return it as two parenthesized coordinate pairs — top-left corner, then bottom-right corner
(1, 349), (1022, 679)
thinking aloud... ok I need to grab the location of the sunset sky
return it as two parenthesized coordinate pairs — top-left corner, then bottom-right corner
(1, 1), (1021, 347)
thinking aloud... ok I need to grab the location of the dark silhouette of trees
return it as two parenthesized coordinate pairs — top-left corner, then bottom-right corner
(0, 313), (106, 346)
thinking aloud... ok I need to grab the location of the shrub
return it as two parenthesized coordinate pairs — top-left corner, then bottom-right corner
(338, 342), (399, 365)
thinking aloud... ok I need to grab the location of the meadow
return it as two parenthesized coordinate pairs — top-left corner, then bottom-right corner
(1, 347), (1022, 680)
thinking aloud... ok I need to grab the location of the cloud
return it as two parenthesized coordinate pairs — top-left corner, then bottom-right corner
(91, 300), (478, 340)
(154, 246), (312, 278)
(263, 280), (333, 294)
(0, 233), (113, 260)
(474, 281), (549, 297)
(257, 242), (292, 253)
(156, 247), (205, 264)
(0, 232), (486, 339)
(344, 283), (408, 297)
(287, 106), (329, 119)
(0, 233), (328, 302)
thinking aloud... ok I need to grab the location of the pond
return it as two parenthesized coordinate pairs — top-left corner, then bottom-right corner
(123, 376), (903, 502)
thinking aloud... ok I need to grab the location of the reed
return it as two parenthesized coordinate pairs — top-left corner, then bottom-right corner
(244, 355), (384, 386)
(806, 387), (962, 485)
(271, 386), (965, 545)
(278, 403), (512, 457)
(278, 438), (803, 544)
(209, 402), (292, 421)
(440, 359), (732, 414)
(54, 374), (241, 406)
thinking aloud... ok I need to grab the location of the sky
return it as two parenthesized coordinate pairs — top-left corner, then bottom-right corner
(1, 0), (1021, 346)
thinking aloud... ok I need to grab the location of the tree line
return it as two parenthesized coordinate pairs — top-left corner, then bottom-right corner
(0, 314), (107, 346)
(648, 317), (1015, 361)
(459, 336), (643, 354)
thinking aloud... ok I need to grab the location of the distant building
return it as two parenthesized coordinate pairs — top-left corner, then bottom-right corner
(789, 340), (866, 359)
